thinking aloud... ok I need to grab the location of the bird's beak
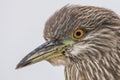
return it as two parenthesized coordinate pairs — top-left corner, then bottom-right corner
(16, 40), (66, 69)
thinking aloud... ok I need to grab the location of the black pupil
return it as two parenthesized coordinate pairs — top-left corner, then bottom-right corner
(76, 31), (81, 36)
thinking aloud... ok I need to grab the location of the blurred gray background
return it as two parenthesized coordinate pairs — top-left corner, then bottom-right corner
(0, 0), (120, 80)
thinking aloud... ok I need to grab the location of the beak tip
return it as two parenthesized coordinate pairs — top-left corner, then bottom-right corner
(15, 66), (19, 70)
(15, 64), (22, 70)
(15, 60), (32, 70)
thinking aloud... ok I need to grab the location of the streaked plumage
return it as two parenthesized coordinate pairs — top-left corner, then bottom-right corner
(16, 5), (120, 80)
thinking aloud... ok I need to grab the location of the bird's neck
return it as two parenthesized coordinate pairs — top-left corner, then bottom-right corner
(64, 56), (120, 80)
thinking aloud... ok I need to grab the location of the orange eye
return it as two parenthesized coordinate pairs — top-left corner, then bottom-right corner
(73, 29), (84, 39)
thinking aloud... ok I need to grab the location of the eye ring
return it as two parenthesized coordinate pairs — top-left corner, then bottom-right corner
(73, 28), (84, 39)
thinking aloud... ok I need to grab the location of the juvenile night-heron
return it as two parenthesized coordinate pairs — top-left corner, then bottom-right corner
(16, 5), (120, 80)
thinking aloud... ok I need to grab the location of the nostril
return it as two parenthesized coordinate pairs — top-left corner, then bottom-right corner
(62, 51), (66, 55)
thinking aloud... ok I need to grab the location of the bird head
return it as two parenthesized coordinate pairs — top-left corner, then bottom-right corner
(16, 5), (120, 69)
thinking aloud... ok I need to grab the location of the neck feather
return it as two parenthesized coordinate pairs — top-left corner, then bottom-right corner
(64, 51), (120, 80)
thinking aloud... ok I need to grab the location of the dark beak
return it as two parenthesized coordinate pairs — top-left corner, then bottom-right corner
(16, 40), (65, 69)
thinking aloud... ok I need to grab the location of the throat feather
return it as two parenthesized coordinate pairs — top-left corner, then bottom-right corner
(65, 57), (119, 80)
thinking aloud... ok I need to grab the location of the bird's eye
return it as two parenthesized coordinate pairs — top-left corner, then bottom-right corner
(73, 29), (84, 39)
